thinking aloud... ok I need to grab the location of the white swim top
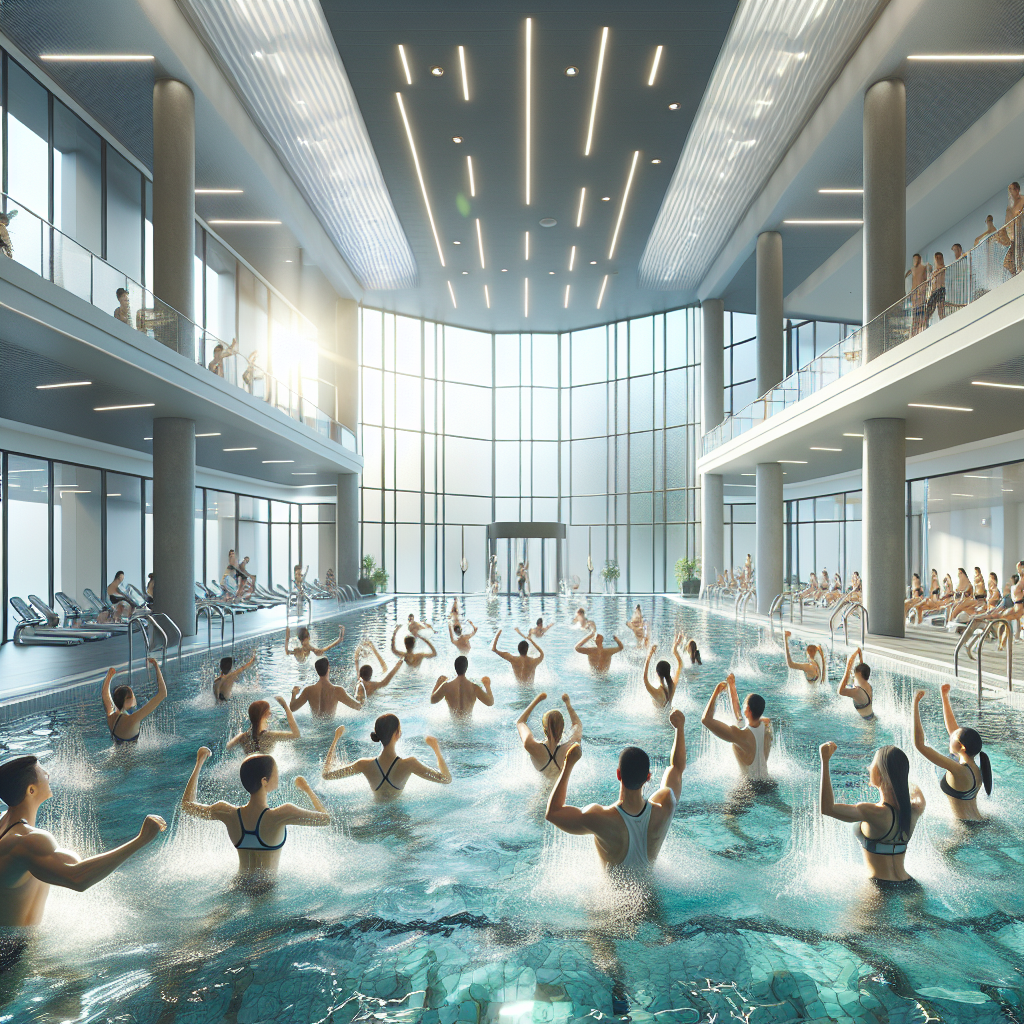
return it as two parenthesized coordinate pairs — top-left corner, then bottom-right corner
(613, 801), (653, 871)
(738, 720), (770, 781)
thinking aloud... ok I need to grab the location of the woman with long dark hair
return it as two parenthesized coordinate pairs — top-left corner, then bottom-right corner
(912, 684), (992, 822)
(321, 713), (451, 800)
(641, 642), (685, 708)
(227, 696), (301, 755)
(819, 742), (925, 884)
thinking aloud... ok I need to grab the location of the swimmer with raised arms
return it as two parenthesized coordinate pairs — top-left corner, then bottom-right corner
(516, 692), (582, 779)
(102, 659), (167, 746)
(290, 658), (363, 718)
(837, 648), (874, 720)
(213, 653), (257, 702)
(783, 630), (826, 683)
(430, 656), (494, 716)
(392, 625), (437, 667)
(227, 696), (301, 754)
(492, 628), (545, 683)
(701, 674), (772, 781)
(641, 642), (684, 709)
(574, 625), (624, 672)
(285, 624), (344, 662)
(353, 639), (403, 700)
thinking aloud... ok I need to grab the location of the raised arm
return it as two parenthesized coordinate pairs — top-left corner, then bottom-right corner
(369, 640), (387, 670)
(277, 777), (331, 827)
(407, 736), (452, 784)
(672, 634), (685, 682)
(379, 659), (403, 688)
(725, 672), (742, 722)
(289, 685), (309, 712)
(269, 695), (301, 740)
(334, 684), (364, 710)
(516, 692), (546, 742)
(783, 630), (799, 670)
(912, 691), (962, 772)
(421, 636), (437, 657)
(701, 680), (744, 744)
(837, 649), (860, 698)
(473, 676), (495, 707)
(100, 667), (116, 717)
(491, 628), (502, 653)
(641, 646), (662, 699)
(316, 628), (344, 654)
(465, 621), (478, 639)
(574, 626), (596, 653)
(181, 747), (232, 820)
(284, 626), (298, 656)
(515, 628), (544, 662)
(391, 625), (402, 657)
(231, 653), (258, 681)
(656, 709), (687, 800)
(562, 694), (583, 744)
(321, 725), (366, 780)
(430, 676), (449, 704)
(939, 682), (960, 736)
(135, 659), (168, 720)
(544, 745), (597, 834)
(819, 742), (874, 822)
(610, 635), (624, 653)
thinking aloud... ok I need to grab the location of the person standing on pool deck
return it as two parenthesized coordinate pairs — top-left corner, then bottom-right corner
(517, 692), (582, 779)
(449, 618), (478, 653)
(783, 630), (826, 683)
(181, 747), (329, 885)
(912, 685), (991, 822)
(837, 649), (874, 720)
(321, 714), (452, 799)
(574, 625), (624, 672)
(353, 639), (403, 700)
(701, 674), (772, 782)
(213, 652), (258, 702)
(290, 658), (363, 718)
(430, 656), (494, 716)
(392, 624), (438, 667)
(102, 659), (168, 746)
(819, 741), (925, 885)
(492, 628), (545, 683)
(0, 755), (166, 925)
(285, 624), (344, 662)
(227, 697), (301, 754)
(544, 709), (686, 873)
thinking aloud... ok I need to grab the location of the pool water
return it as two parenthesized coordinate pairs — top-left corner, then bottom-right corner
(3, 595), (1024, 1024)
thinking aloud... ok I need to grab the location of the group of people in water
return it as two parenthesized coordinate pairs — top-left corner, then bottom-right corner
(0, 597), (996, 925)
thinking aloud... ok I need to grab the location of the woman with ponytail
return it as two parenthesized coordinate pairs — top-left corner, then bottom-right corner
(321, 713), (451, 800)
(227, 696), (301, 755)
(820, 741), (925, 884)
(912, 683), (992, 822)
(641, 642), (685, 708)
(516, 692), (583, 778)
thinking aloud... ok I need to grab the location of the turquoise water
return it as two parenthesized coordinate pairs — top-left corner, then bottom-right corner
(3, 595), (1024, 1023)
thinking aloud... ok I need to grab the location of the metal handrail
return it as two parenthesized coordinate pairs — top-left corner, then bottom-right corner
(144, 614), (169, 667)
(954, 617), (1013, 703)
(149, 612), (182, 669)
(126, 617), (151, 686)
(735, 589), (754, 623)
(842, 602), (868, 647)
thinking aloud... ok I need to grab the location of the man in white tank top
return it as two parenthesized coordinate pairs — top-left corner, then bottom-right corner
(544, 710), (686, 872)
(701, 674), (772, 782)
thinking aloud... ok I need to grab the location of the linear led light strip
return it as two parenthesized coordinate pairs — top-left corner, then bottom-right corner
(843, 432), (922, 439)
(569, 245), (576, 271)
(459, 45), (470, 101)
(783, 219), (862, 225)
(972, 380), (1024, 389)
(94, 403), (154, 411)
(447, 281), (457, 308)
(398, 44), (412, 84)
(908, 402), (972, 411)
(475, 218), (485, 269)
(524, 231), (530, 260)
(467, 156), (476, 197)
(525, 18), (532, 205)
(208, 219), (281, 225)
(37, 380), (91, 389)
(563, 284), (570, 309)
(818, 188), (862, 194)
(396, 93), (445, 266)
(524, 278), (529, 317)
(40, 54), (153, 61)
(647, 45), (663, 86)
(908, 53), (1024, 60)
(576, 188), (586, 227)
(484, 285), (491, 309)
(597, 274), (609, 309)
(585, 27), (609, 156)
(608, 151), (640, 259)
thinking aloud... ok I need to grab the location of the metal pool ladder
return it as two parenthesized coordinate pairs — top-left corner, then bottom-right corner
(828, 601), (868, 647)
(953, 617), (1014, 705)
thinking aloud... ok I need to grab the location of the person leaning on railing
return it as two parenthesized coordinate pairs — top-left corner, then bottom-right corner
(0, 210), (14, 259)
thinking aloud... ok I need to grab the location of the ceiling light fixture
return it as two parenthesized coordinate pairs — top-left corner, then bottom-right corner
(564, 284), (571, 309)
(462, 270), (469, 274)
(525, 231), (530, 260)
(818, 188), (863, 194)
(195, 188), (244, 194)
(525, 17), (533, 205)
(452, 136), (463, 144)
(207, 219), (281, 225)
(809, 447), (842, 452)
(951, 493), (975, 497)
(467, 155), (476, 197)
(396, 92), (445, 266)
(262, 460), (295, 464)
(906, 437), (923, 441)
(143, 437), (152, 441)
(36, 381), (91, 389)
(741, 473), (754, 476)
(430, 65), (444, 76)
(576, 187), (586, 227)
(783, 219), (863, 225)
(484, 285), (491, 309)
(651, 158), (661, 164)
(40, 53), (154, 61)
(584, 27), (609, 156)
(223, 447), (257, 452)
(589, 260), (597, 264)
(608, 150), (640, 259)
(565, 66), (579, 77)
(908, 402), (973, 412)
(459, 44), (470, 101)
(667, 101), (680, 110)
(778, 460), (808, 464)
(908, 53), (1024, 61)
(972, 380), (1024, 389)
(293, 472), (317, 476)
(398, 44), (412, 84)
(963, 475), (994, 479)
(524, 277), (529, 317)
(453, 240), (461, 244)
(597, 274), (609, 309)
(447, 281), (457, 308)
(569, 245), (576, 271)
(475, 218), (485, 269)
(601, 196), (611, 201)
(648, 45), (663, 86)
(842, 432), (863, 437)
(94, 403), (154, 411)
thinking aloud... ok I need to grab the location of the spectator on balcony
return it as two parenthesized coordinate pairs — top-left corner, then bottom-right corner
(1000, 182), (1024, 275)
(905, 254), (931, 336)
(208, 338), (239, 377)
(975, 214), (997, 247)
(243, 349), (265, 394)
(113, 288), (132, 326)
(0, 211), (15, 259)
(926, 252), (947, 321)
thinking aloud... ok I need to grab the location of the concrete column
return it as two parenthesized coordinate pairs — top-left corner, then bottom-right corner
(152, 418), (196, 636)
(701, 473), (724, 592)
(701, 298), (725, 433)
(755, 462), (783, 615)
(336, 298), (359, 431)
(862, 419), (906, 637)
(152, 79), (195, 337)
(863, 79), (906, 360)
(756, 231), (784, 397)
(336, 472), (359, 586)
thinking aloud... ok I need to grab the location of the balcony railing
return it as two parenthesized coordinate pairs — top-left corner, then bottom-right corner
(0, 193), (357, 454)
(702, 209), (1024, 456)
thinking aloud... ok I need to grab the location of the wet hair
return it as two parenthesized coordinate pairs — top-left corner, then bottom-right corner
(453, 624), (462, 636)
(297, 626), (310, 642)
(404, 635), (415, 650)
(542, 709), (564, 745)
(618, 747), (650, 790)
(112, 685), (133, 709)
(854, 662), (871, 682)
(1013, 181), (1021, 191)
(408, 614), (415, 621)
(315, 657), (329, 677)
(370, 713), (400, 746)
(876, 745), (913, 838)
(686, 639), (702, 665)
(248, 699), (271, 745)
(239, 753), (275, 794)
(745, 693), (765, 719)
(518, 640), (530, 656)
(116, 287), (127, 299)
(454, 655), (468, 675)
(114, 570), (124, 581)
(956, 728), (992, 795)
(0, 755), (40, 806)
(219, 656), (233, 675)
(536, 617), (543, 627)
(576, 607), (586, 617)
(655, 659), (675, 700)
(912, 252), (921, 260)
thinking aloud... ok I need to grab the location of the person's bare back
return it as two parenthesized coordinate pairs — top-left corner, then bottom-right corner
(431, 660), (494, 717)
(290, 659), (362, 719)
(492, 628), (544, 682)
(574, 628), (624, 672)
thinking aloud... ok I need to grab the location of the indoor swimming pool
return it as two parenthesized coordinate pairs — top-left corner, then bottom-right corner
(3, 595), (1024, 1023)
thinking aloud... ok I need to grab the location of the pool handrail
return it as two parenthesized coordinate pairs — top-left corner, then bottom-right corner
(954, 617), (1013, 703)
(841, 602), (868, 647)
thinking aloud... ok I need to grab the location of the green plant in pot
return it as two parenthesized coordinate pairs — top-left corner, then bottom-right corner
(600, 559), (620, 594)
(675, 556), (702, 596)
(371, 566), (389, 594)
(357, 554), (378, 595)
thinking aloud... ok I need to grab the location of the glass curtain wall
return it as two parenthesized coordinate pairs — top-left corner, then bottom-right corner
(360, 306), (702, 593)
(783, 491), (862, 588)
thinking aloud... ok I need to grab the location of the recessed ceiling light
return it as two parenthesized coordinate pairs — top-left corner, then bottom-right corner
(818, 188), (863, 194)
(453, 240), (461, 244)
(972, 380), (1024, 389)
(667, 102), (680, 110)
(143, 437), (152, 441)
(906, 436), (923, 441)
(584, 27), (609, 156)
(262, 460), (295, 464)
(447, 280), (457, 308)
(963, 475), (994, 479)
(37, 381), (91, 389)
(651, 158), (661, 164)
(524, 277), (529, 317)
(475, 218), (485, 269)
(207, 219), (282, 225)
(783, 219), (863, 225)
(452, 136), (463, 143)
(540, 218), (557, 227)
(196, 432), (222, 437)
(740, 473), (755, 476)
(597, 273), (609, 309)
(589, 260), (597, 264)
(430, 65), (444, 76)
(398, 44), (412, 85)
(40, 53), (154, 61)
(223, 447), (257, 452)
(648, 45), (663, 86)
(284, 259), (293, 263)
(94, 403), (154, 411)
(195, 188), (244, 194)
(842, 432), (863, 437)
(525, 231), (530, 260)
(809, 447), (842, 452)
(501, 268), (508, 272)
(951, 493), (974, 497)
(601, 196), (611, 202)
(908, 54), (1024, 61)
(462, 270), (469, 275)
(396, 93), (445, 267)
(908, 402), (973, 412)
(565, 66), (579, 77)
(548, 271), (555, 275)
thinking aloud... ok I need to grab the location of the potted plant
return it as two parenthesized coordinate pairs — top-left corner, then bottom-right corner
(600, 559), (620, 595)
(357, 554), (377, 596)
(675, 556), (702, 597)
(371, 566), (389, 594)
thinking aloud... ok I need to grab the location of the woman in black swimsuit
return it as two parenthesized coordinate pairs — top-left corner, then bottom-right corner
(819, 741), (925, 885)
(100, 660), (167, 747)
(912, 684), (991, 822)
(516, 692), (583, 779)
(837, 648), (874, 720)
(321, 714), (452, 800)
